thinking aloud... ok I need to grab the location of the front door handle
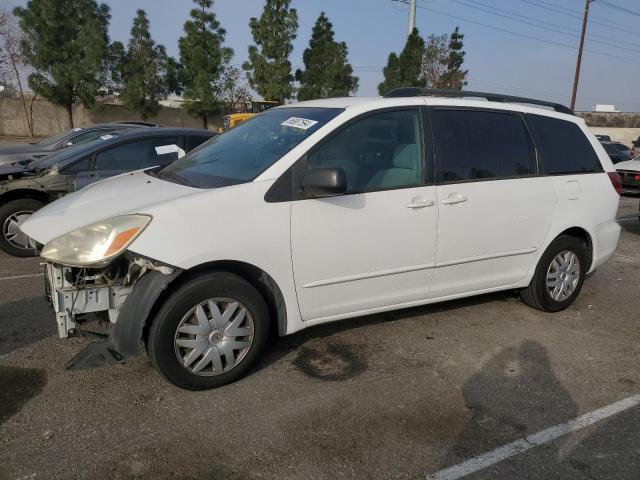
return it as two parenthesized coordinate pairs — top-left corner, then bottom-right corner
(441, 193), (468, 205)
(406, 197), (435, 209)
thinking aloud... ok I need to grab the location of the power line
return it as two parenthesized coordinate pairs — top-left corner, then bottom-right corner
(409, 3), (634, 61)
(598, 0), (640, 17)
(451, 0), (640, 54)
(523, 0), (582, 16)
(458, 0), (640, 49)
(519, 0), (640, 38)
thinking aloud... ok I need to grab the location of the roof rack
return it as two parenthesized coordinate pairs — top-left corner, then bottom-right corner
(383, 87), (575, 116)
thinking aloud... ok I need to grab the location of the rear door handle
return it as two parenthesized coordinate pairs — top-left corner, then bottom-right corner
(441, 193), (468, 205)
(406, 198), (435, 209)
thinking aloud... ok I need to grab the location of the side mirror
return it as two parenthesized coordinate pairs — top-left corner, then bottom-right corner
(301, 167), (347, 198)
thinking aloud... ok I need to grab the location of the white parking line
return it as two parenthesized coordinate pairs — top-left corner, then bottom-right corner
(0, 273), (43, 281)
(426, 394), (640, 480)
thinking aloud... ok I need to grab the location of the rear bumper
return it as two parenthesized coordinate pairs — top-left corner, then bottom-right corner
(590, 219), (621, 272)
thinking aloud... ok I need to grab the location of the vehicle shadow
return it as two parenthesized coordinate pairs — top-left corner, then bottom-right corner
(251, 289), (521, 379)
(438, 341), (577, 470)
(432, 341), (640, 479)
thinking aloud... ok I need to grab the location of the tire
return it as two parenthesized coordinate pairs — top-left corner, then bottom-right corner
(147, 271), (270, 390)
(0, 198), (45, 257)
(520, 235), (587, 312)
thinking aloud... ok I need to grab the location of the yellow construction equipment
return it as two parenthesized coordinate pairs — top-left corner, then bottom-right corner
(220, 100), (280, 132)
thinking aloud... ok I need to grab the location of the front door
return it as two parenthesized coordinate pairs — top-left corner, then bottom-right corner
(290, 108), (439, 321)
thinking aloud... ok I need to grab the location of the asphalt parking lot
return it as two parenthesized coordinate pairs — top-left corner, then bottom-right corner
(0, 186), (639, 478)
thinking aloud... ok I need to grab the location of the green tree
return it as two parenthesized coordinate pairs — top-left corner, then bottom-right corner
(378, 53), (401, 96)
(13, 0), (111, 127)
(120, 10), (171, 119)
(179, 0), (232, 128)
(243, 0), (298, 102)
(378, 28), (425, 95)
(104, 40), (125, 94)
(295, 12), (358, 101)
(438, 26), (468, 90)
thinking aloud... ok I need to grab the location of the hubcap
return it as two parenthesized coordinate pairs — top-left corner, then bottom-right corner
(174, 298), (254, 376)
(546, 250), (581, 302)
(2, 210), (34, 250)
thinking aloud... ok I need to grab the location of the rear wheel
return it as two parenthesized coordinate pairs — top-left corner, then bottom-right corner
(520, 235), (587, 312)
(147, 271), (270, 390)
(0, 198), (45, 257)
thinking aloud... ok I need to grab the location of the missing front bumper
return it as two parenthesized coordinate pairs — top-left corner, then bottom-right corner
(44, 259), (182, 370)
(45, 263), (131, 338)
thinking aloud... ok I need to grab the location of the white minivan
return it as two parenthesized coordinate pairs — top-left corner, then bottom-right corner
(21, 89), (622, 390)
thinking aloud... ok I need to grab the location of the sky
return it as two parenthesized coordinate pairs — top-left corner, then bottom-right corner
(3, 0), (640, 111)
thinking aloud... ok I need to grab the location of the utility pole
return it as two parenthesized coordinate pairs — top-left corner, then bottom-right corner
(571, 0), (593, 111)
(407, 0), (417, 36)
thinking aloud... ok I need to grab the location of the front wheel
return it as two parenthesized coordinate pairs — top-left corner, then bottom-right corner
(147, 271), (270, 390)
(520, 235), (587, 312)
(0, 198), (45, 257)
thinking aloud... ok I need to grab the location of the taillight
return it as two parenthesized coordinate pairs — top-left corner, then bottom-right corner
(608, 172), (622, 195)
(635, 175), (640, 181)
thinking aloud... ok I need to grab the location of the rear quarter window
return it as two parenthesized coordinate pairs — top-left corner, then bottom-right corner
(527, 114), (603, 175)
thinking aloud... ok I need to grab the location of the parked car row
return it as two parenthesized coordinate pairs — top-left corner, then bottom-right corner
(0, 126), (215, 256)
(0, 121), (159, 166)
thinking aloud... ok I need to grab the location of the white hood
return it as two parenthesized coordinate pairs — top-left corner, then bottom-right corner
(21, 170), (200, 244)
(615, 158), (640, 172)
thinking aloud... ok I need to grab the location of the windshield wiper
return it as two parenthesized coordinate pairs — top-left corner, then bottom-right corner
(157, 170), (189, 186)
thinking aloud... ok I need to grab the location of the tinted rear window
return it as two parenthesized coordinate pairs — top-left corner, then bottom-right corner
(527, 114), (602, 174)
(431, 109), (536, 183)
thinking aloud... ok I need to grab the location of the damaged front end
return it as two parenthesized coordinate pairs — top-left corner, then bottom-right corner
(45, 254), (181, 369)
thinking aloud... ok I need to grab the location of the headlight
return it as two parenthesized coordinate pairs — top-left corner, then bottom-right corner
(41, 214), (151, 267)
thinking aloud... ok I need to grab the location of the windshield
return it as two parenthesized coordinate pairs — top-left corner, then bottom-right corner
(37, 128), (83, 147)
(156, 107), (343, 188)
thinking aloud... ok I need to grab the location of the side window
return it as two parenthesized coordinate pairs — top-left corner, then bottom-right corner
(187, 136), (212, 151)
(59, 156), (92, 174)
(431, 109), (536, 183)
(307, 109), (423, 193)
(527, 114), (602, 175)
(94, 137), (180, 171)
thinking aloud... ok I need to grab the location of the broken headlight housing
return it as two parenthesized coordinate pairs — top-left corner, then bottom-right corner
(41, 214), (151, 267)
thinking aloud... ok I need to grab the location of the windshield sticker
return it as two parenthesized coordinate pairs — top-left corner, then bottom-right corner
(100, 134), (114, 140)
(281, 117), (318, 130)
(155, 144), (185, 158)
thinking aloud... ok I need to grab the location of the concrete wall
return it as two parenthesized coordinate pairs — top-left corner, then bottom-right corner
(577, 112), (640, 128)
(0, 97), (221, 137)
(577, 112), (640, 147)
(588, 127), (640, 148)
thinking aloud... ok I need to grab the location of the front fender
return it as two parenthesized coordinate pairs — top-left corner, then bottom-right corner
(65, 269), (182, 370)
